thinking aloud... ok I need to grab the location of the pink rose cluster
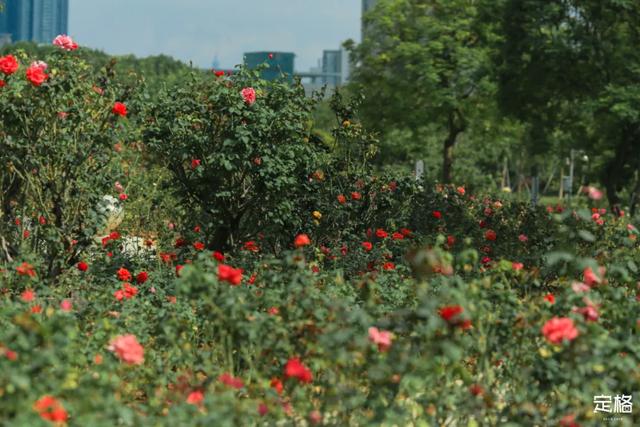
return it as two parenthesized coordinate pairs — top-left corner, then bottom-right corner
(53, 34), (78, 51)
(241, 87), (256, 105)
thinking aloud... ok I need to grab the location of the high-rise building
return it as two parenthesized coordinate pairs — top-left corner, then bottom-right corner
(322, 50), (341, 86)
(0, 0), (68, 44)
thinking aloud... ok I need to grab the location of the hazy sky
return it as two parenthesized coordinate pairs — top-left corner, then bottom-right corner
(69, 0), (361, 71)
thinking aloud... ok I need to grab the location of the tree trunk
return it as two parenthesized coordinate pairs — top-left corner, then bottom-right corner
(602, 135), (635, 216)
(629, 171), (640, 217)
(442, 110), (465, 184)
(442, 135), (456, 184)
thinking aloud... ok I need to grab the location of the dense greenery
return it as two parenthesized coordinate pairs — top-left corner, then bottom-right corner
(350, 0), (640, 215)
(0, 3), (639, 426)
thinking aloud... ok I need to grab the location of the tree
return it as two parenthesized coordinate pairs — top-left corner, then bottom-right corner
(348, 0), (496, 183)
(497, 0), (640, 213)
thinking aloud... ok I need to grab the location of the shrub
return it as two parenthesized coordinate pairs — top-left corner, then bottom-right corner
(144, 66), (326, 251)
(0, 48), (137, 278)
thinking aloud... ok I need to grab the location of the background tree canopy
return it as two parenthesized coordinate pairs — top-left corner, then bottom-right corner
(346, 0), (640, 216)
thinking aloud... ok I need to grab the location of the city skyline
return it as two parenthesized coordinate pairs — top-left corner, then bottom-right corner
(68, 0), (362, 71)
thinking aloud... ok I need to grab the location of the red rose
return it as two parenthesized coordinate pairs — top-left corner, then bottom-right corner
(361, 241), (373, 251)
(77, 261), (88, 272)
(485, 230), (497, 241)
(284, 357), (313, 384)
(34, 395), (68, 423)
(337, 194), (346, 204)
(541, 317), (579, 344)
(432, 210), (442, 219)
(117, 267), (132, 282)
(193, 241), (205, 251)
(186, 390), (204, 405)
(26, 65), (48, 86)
(469, 384), (484, 396)
(243, 241), (260, 252)
(0, 55), (19, 75)
(218, 373), (244, 389)
(439, 305), (464, 322)
(294, 233), (311, 248)
(375, 228), (388, 239)
(212, 251), (225, 262)
(383, 262), (395, 271)
(136, 271), (148, 284)
(351, 191), (362, 200)
(112, 102), (127, 117)
(270, 377), (283, 394)
(218, 264), (243, 286)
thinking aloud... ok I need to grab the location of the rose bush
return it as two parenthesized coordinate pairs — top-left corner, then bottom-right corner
(0, 46), (140, 278)
(0, 45), (638, 426)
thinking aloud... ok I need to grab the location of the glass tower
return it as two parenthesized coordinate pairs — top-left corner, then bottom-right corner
(0, 0), (69, 43)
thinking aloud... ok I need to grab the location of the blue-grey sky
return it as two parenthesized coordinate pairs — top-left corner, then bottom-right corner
(70, 0), (361, 71)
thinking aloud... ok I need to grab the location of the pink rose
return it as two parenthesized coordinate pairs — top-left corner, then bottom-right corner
(52, 34), (78, 51)
(368, 327), (393, 352)
(571, 281), (591, 293)
(573, 304), (599, 322)
(241, 87), (256, 105)
(586, 186), (603, 200)
(59, 299), (73, 312)
(583, 266), (605, 287)
(30, 61), (48, 71)
(108, 334), (144, 365)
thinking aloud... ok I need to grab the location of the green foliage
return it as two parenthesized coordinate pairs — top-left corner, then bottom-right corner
(0, 29), (639, 427)
(1, 198), (638, 425)
(349, 0), (504, 183)
(497, 0), (640, 210)
(144, 66), (327, 251)
(0, 48), (136, 277)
